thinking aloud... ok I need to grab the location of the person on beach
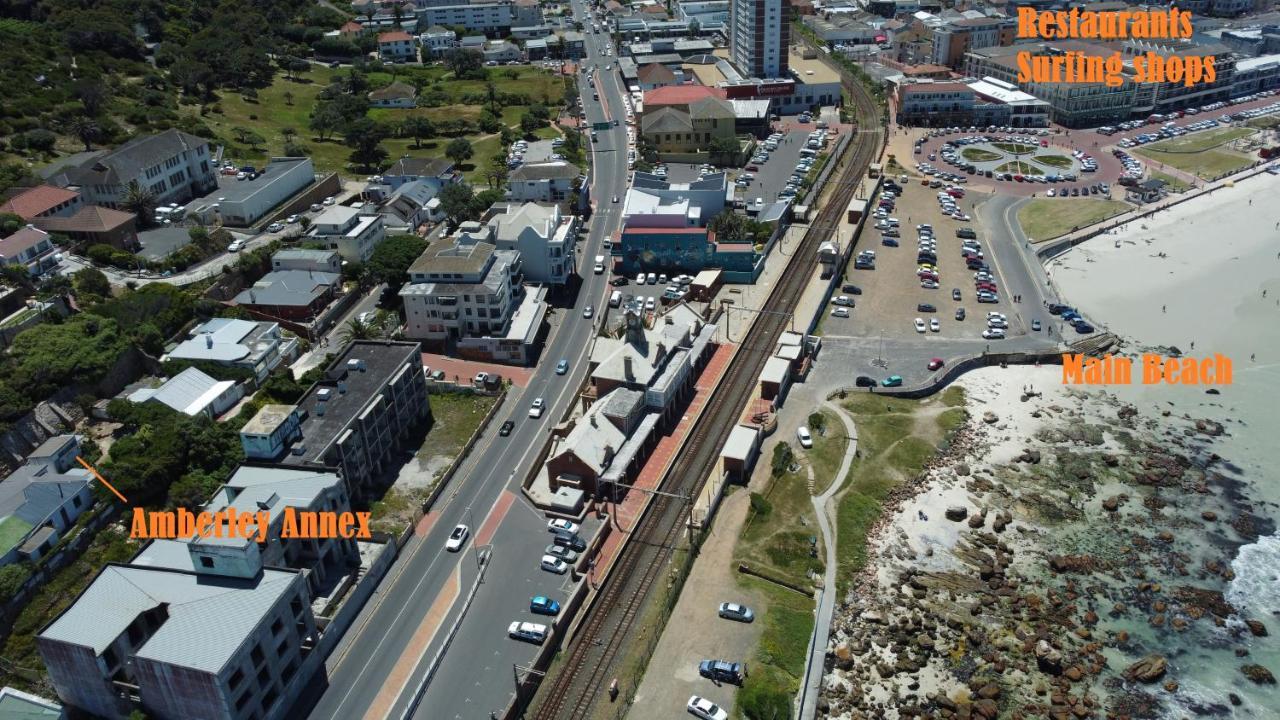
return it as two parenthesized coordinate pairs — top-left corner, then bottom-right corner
(1162, 305), (1166, 313)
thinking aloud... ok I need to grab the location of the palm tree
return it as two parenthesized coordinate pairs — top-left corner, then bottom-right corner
(485, 81), (500, 114)
(338, 317), (375, 345)
(68, 116), (100, 152)
(121, 181), (157, 226)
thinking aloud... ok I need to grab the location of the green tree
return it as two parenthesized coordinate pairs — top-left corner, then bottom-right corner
(0, 564), (32, 604)
(404, 116), (436, 148)
(68, 116), (101, 152)
(520, 111), (545, 137)
(366, 234), (428, 286)
(338, 317), (375, 344)
(72, 268), (112, 300)
(445, 137), (474, 166)
(770, 442), (794, 478)
(478, 109), (502, 133)
(346, 118), (388, 171)
(121, 181), (158, 226)
(709, 135), (740, 160)
(485, 152), (509, 189)
(444, 48), (483, 79)
(437, 182), (477, 225)
(169, 471), (222, 510)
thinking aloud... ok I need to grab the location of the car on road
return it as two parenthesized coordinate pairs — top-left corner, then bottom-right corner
(540, 555), (569, 574)
(286, 214), (299, 224)
(718, 602), (754, 622)
(699, 660), (747, 685)
(530, 596), (561, 616)
(508, 621), (548, 644)
(445, 524), (469, 552)
(796, 427), (813, 448)
(917, 303), (936, 313)
(687, 695), (729, 720)
(982, 328), (1006, 339)
(556, 359), (569, 375)
(594, 262), (605, 274)
(882, 375), (903, 387)
(226, 240), (245, 252)
(548, 518), (580, 534)
(528, 398), (546, 418)
(855, 376), (877, 388)
(914, 318), (927, 333)
(831, 307), (850, 318)
(955, 307), (966, 320)
(545, 544), (579, 562)
(1031, 319), (1042, 331)
(612, 195), (619, 203)
(952, 288), (962, 301)
(929, 318), (941, 332)
(499, 420), (515, 436)
(583, 305), (594, 318)
(928, 358), (944, 371)
(266, 222), (283, 233)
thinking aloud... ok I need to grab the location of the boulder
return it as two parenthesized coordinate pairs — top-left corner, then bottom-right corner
(1036, 640), (1063, 675)
(983, 411), (998, 424)
(1123, 654), (1167, 683)
(1102, 496), (1119, 512)
(955, 463), (971, 476)
(1241, 664), (1276, 685)
(946, 506), (969, 522)
(1246, 619), (1268, 637)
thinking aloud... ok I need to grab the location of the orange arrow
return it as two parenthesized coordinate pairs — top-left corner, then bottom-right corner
(76, 456), (129, 504)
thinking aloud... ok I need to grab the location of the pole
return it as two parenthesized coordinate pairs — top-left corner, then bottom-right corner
(467, 505), (482, 575)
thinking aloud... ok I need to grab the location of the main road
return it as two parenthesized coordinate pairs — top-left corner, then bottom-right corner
(301, 6), (632, 720)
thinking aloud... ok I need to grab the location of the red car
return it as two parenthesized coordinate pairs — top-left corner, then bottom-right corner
(976, 283), (998, 293)
(746, 164), (759, 171)
(927, 358), (944, 371)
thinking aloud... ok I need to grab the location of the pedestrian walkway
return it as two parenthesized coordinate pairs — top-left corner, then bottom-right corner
(420, 353), (535, 388)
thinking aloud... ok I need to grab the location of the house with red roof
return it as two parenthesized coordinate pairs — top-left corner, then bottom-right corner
(378, 30), (417, 62)
(0, 185), (82, 222)
(0, 226), (58, 277)
(35, 206), (138, 251)
(339, 21), (364, 39)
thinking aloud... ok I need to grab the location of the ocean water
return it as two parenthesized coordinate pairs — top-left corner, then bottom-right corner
(1049, 172), (1280, 716)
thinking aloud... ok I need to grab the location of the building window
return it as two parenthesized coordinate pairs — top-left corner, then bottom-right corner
(200, 556), (215, 568)
(251, 643), (266, 667)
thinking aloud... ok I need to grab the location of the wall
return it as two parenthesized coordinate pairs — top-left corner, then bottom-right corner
(313, 536), (398, 659)
(260, 174), (344, 230)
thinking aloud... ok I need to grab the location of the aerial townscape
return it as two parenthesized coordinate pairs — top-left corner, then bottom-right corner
(0, 0), (1277, 717)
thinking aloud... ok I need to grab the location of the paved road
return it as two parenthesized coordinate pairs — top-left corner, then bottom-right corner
(301, 5), (631, 718)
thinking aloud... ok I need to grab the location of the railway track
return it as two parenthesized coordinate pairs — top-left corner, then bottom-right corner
(530, 66), (884, 720)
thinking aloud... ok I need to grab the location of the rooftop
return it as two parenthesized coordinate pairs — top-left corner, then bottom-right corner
(33, 205), (134, 235)
(0, 226), (50, 259)
(199, 158), (313, 206)
(234, 269), (339, 308)
(379, 30), (414, 42)
(0, 184), (79, 220)
(274, 248), (339, 263)
(788, 52), (841, 84)
(509, 161), (580, 181)
(312, 204), (361, 227)
(369, 82), (417, 101)
(127, 367), (237, 417)
(168, 318), (279, 364)
(386, 157), (455, 178)
(409, 237), (495, 275)
(643, 84), (727, 108)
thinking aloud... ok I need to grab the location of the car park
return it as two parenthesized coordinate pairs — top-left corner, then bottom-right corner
(509, 621), (548, 643)
(445, 524), (469, 552)
(718, 602), (754, 622)
(699, 660), (747, 685)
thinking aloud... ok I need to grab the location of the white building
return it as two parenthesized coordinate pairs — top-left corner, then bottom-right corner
(307, 205), (386, 263)
(190, 158), (315, 228)
(46, 129), (218, 209)
(165, 319), (299, 383)
(624, 171), (728, 228)
(127, 367), (244, 419)
(378, 30), (417, 61)
(420, 25), (457, 57)
(421, 1), (517, 34)
(729, 0), (788, 78)
(378, 180), (445, 232)
(271, 249), (342, 274)
(487, 202), (578, 284)
(506, 161), (580, 202)
(0, 435), (95, 568)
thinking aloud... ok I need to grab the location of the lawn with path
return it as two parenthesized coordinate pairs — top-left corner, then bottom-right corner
(1134, 126), (1256, 179)
(992, 142), (1036, 155)
(1017, 197), (1131, 241)
(1034, 154), (1073, 169)
(960, 147), (1001, 162)
(995, 160), (1043, 176)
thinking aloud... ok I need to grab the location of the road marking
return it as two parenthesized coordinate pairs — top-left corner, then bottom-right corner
(476, 490), (515, 547)
(415, 511), (439, 537)
(361, 565), (462, 720)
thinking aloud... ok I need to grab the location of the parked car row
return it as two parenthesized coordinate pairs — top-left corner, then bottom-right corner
(684, 601), (756, 719)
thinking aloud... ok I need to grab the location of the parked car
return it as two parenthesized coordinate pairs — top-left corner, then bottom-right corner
(831, 307), (850, 318)
(928, 358), (944, 371)
(530, 596), (561, 616)
(687, 695), (729, 720)
(548, 518), (579, 534)
(699, 660), (747, 685)
(914, 318), (927, 333)
(955, 307), (966, 320)
(917, 303), (936, 313)
(540, 555), (569, 574)
(1031, 319), (1042, 331)
(832, 295), (853, 307)
(718, 602), (754, 622)
(855, 376), (877, 388)
(842, 284), (862, 295)
(982, 328), (1006, 339)
(796, 427), (813, 448)
(508, 621), (548, 643)
(882, 375), (903, 387)
(545, 543), (579, 562)
(551, 532), (587, 552)
(929, 318), (941, 332)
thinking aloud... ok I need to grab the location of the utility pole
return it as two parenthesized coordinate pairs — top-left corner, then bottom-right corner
(512, 663), (546, 719)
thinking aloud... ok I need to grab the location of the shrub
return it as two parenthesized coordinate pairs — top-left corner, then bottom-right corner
(749, 491), (773, 517)
(770, 442), (794, 478)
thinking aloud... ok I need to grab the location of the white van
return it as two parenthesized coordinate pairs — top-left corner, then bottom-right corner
(610, 290), (622, 307)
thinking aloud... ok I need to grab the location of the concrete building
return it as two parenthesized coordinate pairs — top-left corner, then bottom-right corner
(234, 270), (341, 323)
(420, 0), (518, 34)
(0, 226), (58, 277)
(377, 180), (445, 232)
(369, 157), (458, 198)
(166, 319), (299, 383)
(0, 435), (94, 568)
(895, 77), (1049, 127)
(307, 205), (386, 263)
(127, 367), (244, 418)
(485, 202), (579, 284)
(729, 0), (789, 78)
(378, 30), (417, 61)
(506, 161), (581, 202)
(623, 171), (729, 228)
(191, 158), (315, 228)
(1232, 53), (1280, 95)
(677, 0), (730, 31)
(483, 40), (522, 62)
(930, 16), (1016, 69)
(37, 539), (320, 720)
(543, 388), (660, 503)
(238, 341), (429, 499)
(46, 130), (218, 210)
(272, 249), (342, 275)
(0, 184), (82, 221)
(420, 25), (457, 56)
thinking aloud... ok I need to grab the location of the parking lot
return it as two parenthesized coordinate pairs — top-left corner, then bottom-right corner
(823, 175), (1016, 344)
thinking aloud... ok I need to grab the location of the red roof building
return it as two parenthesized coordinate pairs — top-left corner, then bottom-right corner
(0, 185), (82, 221)
(35, 206), (138, 251)
(642, 84), (727, 111)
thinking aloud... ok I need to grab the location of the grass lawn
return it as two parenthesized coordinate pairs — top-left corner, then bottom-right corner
(0, 523), (141, 694)
(1034, 154), (1073, 169)
(1247, 116), (1280, 129)
(992, 142), (1036, 155)
(960, 147), (1001, 162)
(1148, 170), (1191, 193)
(832, 391), (963, 595)
(1142, 126), (1253, 153)
(735, 457), (823, 590)
(1017, 198), (1131, 241)
(805, 409), (848, 496)
(1135, 146), (1254, 179)
(732, 577), (815, 719)
(995, 160), (1042, 175)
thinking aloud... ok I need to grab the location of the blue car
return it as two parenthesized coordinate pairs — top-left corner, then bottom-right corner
(555, 359), (569, 375)
(1074, 322), (1095, 334)
(882, 375), (903, 387)
(530, 596), (561, 616)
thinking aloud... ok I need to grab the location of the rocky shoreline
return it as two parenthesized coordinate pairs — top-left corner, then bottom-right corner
(818, 367), (1275, 720)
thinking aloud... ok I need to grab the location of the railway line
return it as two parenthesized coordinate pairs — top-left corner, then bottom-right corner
(529, 61), (885, 720)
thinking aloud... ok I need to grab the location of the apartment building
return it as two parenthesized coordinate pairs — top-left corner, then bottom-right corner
(47, 129), (218, 209)
(166, 319), (299, 383)
(0, 225), (58, 277)
(239, 342), (430, 500)
(506, 161), (580, 202)
(271, 249), (342, 274)
(307, 205), (386, 263)
(0, 184), (82, 221)
(400, 235), (521, 346)
(729, 0), (789, 78)
(930, 17), (1016, 69)
(378, 31), (417, 61)
(420, 25), (458, 56)
(421, 0), (518, 34)
(486, 202), (579, 284)
(896, 77), (1049, 127)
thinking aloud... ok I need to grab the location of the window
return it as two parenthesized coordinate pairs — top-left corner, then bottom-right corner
(271, 618), (284, 636)
(73, 495), (83, 508)
(200, 556), (215, 568)
(251, 643), (266, 667)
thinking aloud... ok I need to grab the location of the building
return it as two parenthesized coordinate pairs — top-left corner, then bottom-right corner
(623, 171), (729, 228)
(637, 62), (679, 90)
(543, 388), (659, 505)
(32, 206), (138, 251)
(339, 20), (364, 38)
(514, 0), (542, 25)
(420, 25), (457, 57)
(166, 319), (299, 383)
(0, 226), (57, 277)
(374, 157), (458, 195)
(0, 435), (94, 568)
(930, 17), (1016, 69)
(1126, 178), (1167, 204)
(238, 341), (430, 499)
(46, 130), (217, 209)
(561, 30), (586, 58)
(307, 205), (386, 263)
(729, 0), (789, 78)
(378, 30), (417, 61)
(190, 158), (315, 228)
(0, 184), (82, 221)
(641, 95), (737, 155)
(486, 202), (579, 284)
(678, 0), (730, 32)
(37, 538), (320, 720)
(272, 249), (342, 274)
(127, 367), (244, 418)
(1230, 53), (1280, 96)
(0, 687), (63, 719)
(368, 81), (418, 108)
(506, 161), (580, 202)
(588, 304), (716, 419)
(234, 270), (341, 323)
(421, 1), (517, 34)
(377, 180), (445, 232)
(484, 40), (522, 63)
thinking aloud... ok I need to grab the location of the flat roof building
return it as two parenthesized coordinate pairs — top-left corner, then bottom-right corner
(166, 319), (299, 383)
(190, 158), (315, 228)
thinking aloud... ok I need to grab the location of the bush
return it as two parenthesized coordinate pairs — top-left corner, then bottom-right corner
(807, 412), (827, 435)
(749, 491), (773, 517)
(0, 563), (33, 604)
(770, 442), (794, 478)
(738, 671), (793, 720)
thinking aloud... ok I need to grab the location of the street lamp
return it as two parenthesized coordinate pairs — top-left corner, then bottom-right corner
(465, 505), (483, 576)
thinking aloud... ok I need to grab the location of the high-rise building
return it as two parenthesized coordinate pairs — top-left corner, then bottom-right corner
(729, 0), (789, 79)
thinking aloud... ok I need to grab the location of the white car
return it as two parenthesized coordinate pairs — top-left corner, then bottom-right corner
(508, 621), (548, 643)
(594, 263), (604, 274)
(645, 297), (656, 311)
(583, 305), (595, 319)
(831, 307), (850, 318)
(929, 318), (940, 332)
(982, 328), (1006, 339)
(548, 518), (580, 534)
(445, 524), (469, 552)
(636, 272), (646, 284)
(687, 695), (729, 720)
(286, 214), (299, 224)
(266, 222), (283, 233)
(832, 295), (852, 306)
(920, 280), (939, 289)
(986, 312), (1007, 320)
(646, 273), (657, 284)
(914, 318), (927, 333)
(540, 555), (569, 574)
(226, 241), (244, 252)
(529, 397), (546, 418)
(796, 426), (813, 448)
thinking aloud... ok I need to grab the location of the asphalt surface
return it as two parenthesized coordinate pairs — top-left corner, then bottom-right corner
(301, 6), (631, 719)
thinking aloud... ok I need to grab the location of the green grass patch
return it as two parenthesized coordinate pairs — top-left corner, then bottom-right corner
(1141, 126), (1253, 153)
(732, 577), (815, 720)
(992, 142), (1036, 155)
(420, 392), (498, 460)
(1135, 146), (1253, 180)
(938, 408), (968, 434)
(1148, 170), (1191, 193)
(806, 410), (848, 495)
(737, 468), (823, 588)
(960, 147), (1000, 162)
(1017, 198), (1131, 242)
(940, 385), (966, 407)
(1034, 154), (1074, 169)
(0, 516), (34, 552)
(994, 160), (1042, 176)
(1247, 116), (1280, 129)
